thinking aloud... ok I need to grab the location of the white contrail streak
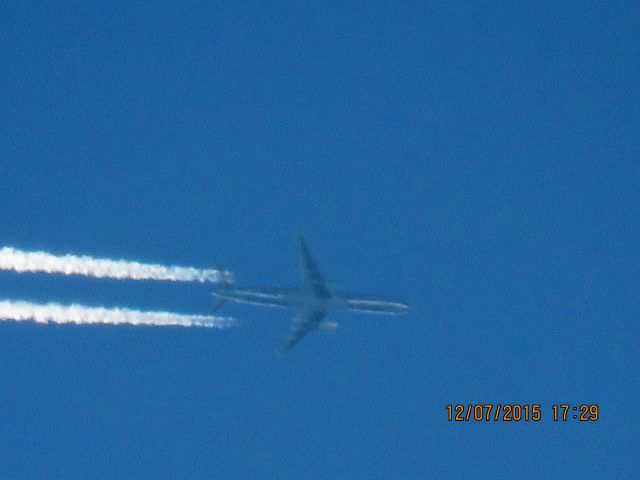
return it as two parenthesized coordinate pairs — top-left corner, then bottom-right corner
(0, 247), (232, 283)
(0, 300), (236, 329)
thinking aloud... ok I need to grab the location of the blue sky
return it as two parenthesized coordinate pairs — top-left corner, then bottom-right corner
(1, 2), (638, 478)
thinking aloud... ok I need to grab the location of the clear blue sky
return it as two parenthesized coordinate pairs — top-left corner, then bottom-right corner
(1, 2), (638, 478)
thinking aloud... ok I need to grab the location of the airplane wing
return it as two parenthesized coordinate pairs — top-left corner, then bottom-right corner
(282, 310), (326, 352)
(297, 234), (331, 299)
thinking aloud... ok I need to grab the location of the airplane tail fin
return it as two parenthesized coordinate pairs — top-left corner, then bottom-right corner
(212, 267), (234, 312)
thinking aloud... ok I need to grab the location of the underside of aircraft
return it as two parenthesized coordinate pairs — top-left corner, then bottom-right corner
(213, 235), (409, 352)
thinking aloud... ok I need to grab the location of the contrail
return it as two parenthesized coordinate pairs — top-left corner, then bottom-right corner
(0, 247), (232, 283)
(0, 299), (236, 329)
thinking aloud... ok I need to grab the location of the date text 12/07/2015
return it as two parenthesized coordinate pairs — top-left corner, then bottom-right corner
(445, 404), (599, 422)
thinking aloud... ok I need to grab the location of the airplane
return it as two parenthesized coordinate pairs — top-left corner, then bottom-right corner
(212, 235), (409, 352)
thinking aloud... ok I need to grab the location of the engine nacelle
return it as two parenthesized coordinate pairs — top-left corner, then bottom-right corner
(318, 321), (338, 333)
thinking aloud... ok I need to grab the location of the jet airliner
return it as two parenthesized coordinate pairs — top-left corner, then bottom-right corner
(213, 235), (409, 352)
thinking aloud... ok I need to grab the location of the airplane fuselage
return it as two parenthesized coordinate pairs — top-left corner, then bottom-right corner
(213, 286), (409, 315)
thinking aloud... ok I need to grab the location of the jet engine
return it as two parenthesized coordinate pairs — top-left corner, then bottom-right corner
(318, 321), (338, 333)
